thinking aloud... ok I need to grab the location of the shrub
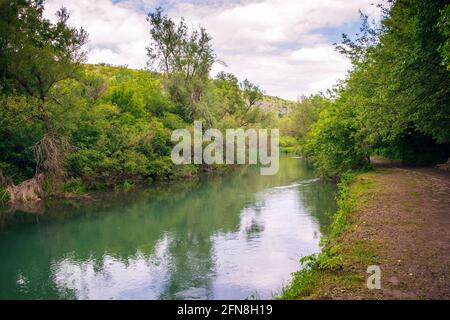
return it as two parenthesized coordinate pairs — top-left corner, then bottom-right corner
(0, 187), (10, 204)
(63, 178), (87, 195)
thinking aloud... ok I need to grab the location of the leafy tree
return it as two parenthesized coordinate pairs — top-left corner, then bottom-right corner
(1, 1), (88, 129)
(437, 4), (450, 68)
(213, 72), (245, 115)
(241, 79), (263, 109)
(304, 100), (369, 177)
(0, 0), (88, 192)
(146, 7), (186, 76)
(303, 0), (450, 177)
(335, 9), (385, 64)
(146, 7), (217, 121)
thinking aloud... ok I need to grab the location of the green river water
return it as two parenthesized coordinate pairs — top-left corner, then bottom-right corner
(0, 157), (337, 299)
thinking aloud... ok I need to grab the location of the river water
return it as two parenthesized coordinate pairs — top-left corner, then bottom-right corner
(0, 157), (337, 299)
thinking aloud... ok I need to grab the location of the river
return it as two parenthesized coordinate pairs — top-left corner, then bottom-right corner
(0, 157), (337, 299)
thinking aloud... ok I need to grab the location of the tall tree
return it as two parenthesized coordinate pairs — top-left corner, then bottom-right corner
(1, 0), (88, 130)
(146, 7), (217, 121)
(0, 0), (88, 195)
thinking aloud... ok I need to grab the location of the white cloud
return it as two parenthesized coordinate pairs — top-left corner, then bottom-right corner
(210, 45), (351, 100)
(44, 0), (382, 100)
(44, 0), (150, 68)
(170, 0), (370, 50)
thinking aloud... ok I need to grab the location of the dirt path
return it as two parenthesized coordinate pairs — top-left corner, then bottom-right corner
(337, 164), (450, 299)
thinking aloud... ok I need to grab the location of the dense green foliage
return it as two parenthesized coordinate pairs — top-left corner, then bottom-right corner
(0, 0), (88, 185)
(0, 2), (275, 196)
(1, 0), (448, 196)
(0, 0), (87, 111)
(287, 0), (450, 177)
(280, 0), (450, 299)
(56, 66), (192, 189)
(278, 95), (329, 154)
(437, 4), (450, 69)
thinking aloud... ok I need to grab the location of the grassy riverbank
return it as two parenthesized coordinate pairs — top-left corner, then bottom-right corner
(280, 163), (450, 299)
(280, 170), (378, 299)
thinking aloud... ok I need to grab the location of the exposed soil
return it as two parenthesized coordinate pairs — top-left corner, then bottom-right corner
(332, 160), (450, 299)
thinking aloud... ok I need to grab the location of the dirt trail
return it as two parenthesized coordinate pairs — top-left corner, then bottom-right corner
(341, 162), (450, 299)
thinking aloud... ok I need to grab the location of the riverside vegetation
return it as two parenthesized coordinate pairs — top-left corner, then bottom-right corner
(280, 0), (450, 299)
(0, 1), (328, 206)
(0, 2), (279, 205)
(0, 0), (449, 300)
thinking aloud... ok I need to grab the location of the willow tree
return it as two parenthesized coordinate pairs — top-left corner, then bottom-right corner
(146, 7), (217, 121)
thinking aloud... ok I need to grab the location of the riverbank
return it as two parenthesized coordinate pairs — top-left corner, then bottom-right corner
(281, 163), (450, 299)
(0, 164), (237, 214)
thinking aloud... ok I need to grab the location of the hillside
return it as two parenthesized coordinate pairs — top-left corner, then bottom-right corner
(0, 62), (278, 204)
(256, 95), (296, 116)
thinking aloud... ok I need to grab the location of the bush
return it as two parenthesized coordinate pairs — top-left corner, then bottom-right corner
(303, 102), (370, 178)
(279, 136), (300, 155)
(0, 187), (10, 204)
(123, 180), (135, 192)
(63, 178), (87, 195)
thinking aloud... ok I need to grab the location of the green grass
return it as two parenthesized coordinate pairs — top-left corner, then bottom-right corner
(0, 187), (10, 204)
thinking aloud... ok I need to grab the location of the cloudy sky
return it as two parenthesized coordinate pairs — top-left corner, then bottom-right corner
(43, 0), (381, 101)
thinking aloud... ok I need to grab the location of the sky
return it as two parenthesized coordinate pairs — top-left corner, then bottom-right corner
(43, 0), (382, 101)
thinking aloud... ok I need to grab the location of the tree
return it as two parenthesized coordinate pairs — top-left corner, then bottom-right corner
(335, 8), (385, 64)
(437, 4), (450, 69)
(0, 0), (88, 201)
(146, 7), (186, 76)
(146, 7), (217, 121)
(1, 0), (88, 130)
(292, 95), (328, 143)
(304, 0), (450, 177)
(241, 79), (263, 109)
(380, 0), (450, 145)
(304, 98), (370, 177)
(214, 72), (244, 115)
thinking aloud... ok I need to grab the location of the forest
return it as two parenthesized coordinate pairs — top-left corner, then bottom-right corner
(0, 0), (449, 204)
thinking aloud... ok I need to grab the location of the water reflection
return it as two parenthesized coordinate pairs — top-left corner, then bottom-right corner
(0, 158), (337, 299)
